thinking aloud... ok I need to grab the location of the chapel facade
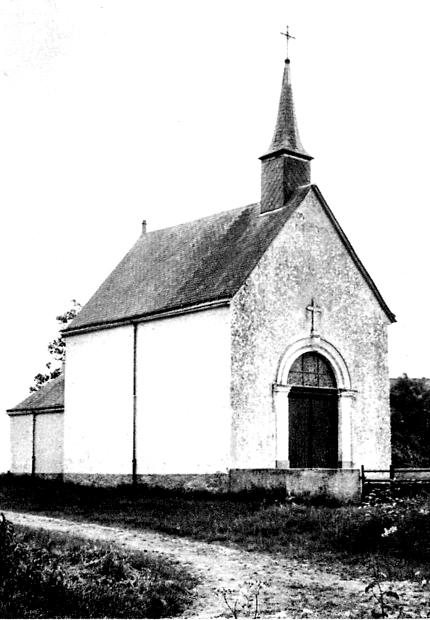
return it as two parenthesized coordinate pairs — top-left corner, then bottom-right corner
(7, 52), (395, 500)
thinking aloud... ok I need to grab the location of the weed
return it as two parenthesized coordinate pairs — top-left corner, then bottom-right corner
(215, 580), (266, 618)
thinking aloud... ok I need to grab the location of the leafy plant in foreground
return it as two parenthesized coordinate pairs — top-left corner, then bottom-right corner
(365, 560), (400, 618)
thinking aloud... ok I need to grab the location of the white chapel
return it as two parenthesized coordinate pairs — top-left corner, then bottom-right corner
(8, 49), (395, 500)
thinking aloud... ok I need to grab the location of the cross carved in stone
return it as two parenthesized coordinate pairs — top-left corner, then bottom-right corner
(306, 299), (322, 336)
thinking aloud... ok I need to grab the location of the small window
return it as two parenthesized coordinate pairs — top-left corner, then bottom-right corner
(287, 352), (336, 388)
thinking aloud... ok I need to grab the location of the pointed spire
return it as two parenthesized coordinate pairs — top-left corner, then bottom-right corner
(259, 56), (312, 214)
(262, 59), (311, 160)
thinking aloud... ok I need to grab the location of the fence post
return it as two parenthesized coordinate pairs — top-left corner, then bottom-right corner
(361, 465), (365, 501)
(389, 464), (395, 495)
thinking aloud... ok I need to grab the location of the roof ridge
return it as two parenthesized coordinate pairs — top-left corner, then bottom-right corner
(146, 202), (260, 235)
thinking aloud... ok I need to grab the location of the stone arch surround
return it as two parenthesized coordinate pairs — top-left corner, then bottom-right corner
(277, 337), (352, 389)
(273, 337), (355, 468)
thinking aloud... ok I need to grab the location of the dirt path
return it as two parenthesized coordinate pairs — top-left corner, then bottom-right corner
(2, 511), (424, 618)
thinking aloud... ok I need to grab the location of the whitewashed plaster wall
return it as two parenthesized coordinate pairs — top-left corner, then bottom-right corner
(136, 307), (231, 474)
(10, 414), (32, 472)
(35, 413), (63, 473)
(64, 325), (133, 474)
(9, 413), (63, 474)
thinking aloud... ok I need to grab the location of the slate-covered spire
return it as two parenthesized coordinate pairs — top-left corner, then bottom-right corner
(264, 58), (310, 159)
(260, 58), (312, 214)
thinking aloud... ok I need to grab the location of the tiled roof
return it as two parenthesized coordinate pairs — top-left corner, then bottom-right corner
(64, 184), (395, 336)
(64, 187), (311, 335)
(7, 375), (64, 414)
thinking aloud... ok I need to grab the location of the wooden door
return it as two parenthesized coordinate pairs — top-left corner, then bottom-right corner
(289, 388), (338, 468)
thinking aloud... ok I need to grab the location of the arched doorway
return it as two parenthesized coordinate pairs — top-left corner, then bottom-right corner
(287, 352), (338, 468)
(274, 337), (355, 469)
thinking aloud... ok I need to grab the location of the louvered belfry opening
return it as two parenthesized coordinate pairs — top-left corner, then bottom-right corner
(287, 352), (338, 468)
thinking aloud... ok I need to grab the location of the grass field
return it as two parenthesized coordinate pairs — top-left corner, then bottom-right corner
(1, 475), (430, 583)
(0, 512), (197, 619)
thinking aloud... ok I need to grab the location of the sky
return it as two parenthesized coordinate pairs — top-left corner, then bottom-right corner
(1, 1), (429, 471)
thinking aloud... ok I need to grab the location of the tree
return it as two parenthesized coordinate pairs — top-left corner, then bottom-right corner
(391, 374), (430, 466)
(30, 300), (82, 392)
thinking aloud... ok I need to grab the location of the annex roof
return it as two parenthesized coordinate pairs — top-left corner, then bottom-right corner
(64, 185), (395, 337)
(7, 375), (64, 415)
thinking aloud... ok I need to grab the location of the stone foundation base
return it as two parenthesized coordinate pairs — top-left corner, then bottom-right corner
(63, 473), (133, 487)
(33, 473), (64, 481)
(7, 473), (63, 481)
(12, 469), (360, 502)
(63, 472), (230, 493)
(230, 468), (361, 503)
(137, 473), (230, 493)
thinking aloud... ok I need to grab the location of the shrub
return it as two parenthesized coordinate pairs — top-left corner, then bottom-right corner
(391, 375), (430, 466)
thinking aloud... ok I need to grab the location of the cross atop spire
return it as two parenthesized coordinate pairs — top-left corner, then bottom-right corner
(280, 25), (295, 59)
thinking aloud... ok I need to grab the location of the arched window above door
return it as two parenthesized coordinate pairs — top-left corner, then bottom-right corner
(287, 352), (336, 388)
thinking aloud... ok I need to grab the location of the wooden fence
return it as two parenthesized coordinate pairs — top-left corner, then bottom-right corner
(360, 465), (430, 499)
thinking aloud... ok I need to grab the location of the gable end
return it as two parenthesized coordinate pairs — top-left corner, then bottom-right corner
(311, 185), (395, 323)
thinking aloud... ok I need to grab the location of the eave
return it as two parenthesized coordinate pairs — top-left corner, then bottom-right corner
(7, 405), (64, 417)
(62, 297), (232, 338)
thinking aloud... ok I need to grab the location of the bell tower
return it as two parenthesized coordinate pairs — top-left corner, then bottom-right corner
(260, 35), (312, 214)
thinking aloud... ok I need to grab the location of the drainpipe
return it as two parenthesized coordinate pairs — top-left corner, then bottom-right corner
(132, 323), (138, 485)
(31, 414), (36, 476)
